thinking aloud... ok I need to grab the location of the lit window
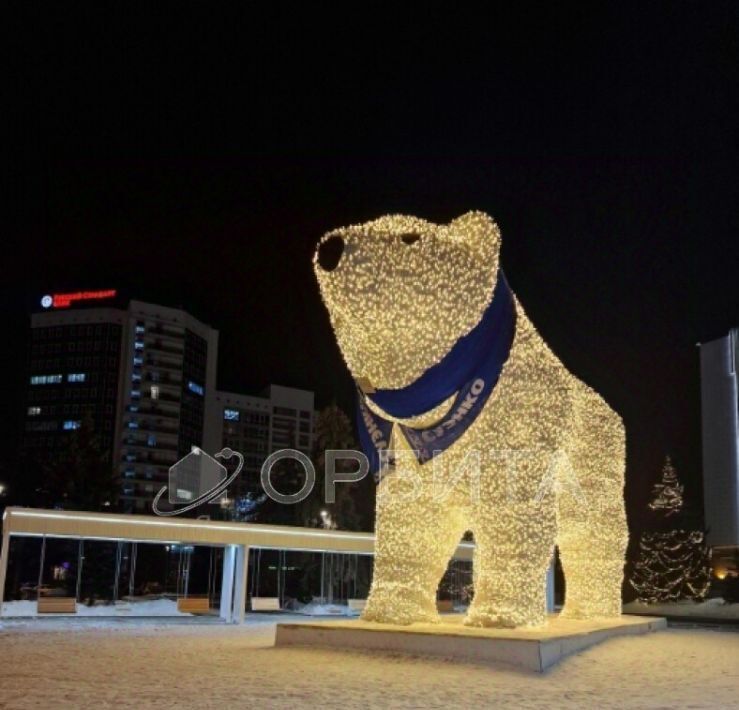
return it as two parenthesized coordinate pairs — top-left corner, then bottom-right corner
(63, 420), (81, 431)
(135, 325), (145, 334)
(150, 385), (159, 400)
(131, 390), (141, 398)
(30, 374), (63, 385)
(134, 341), (144, 350)
(147, 434), (156, 447)
(67, 373), (86, 383)
(128, 421), (139, 429)
(27, 406), (41, 416)
(133, 356), (143, 366)
(187, 381), (204, 396)
(132, 373), (142, 382)
(224, 408), (240, 421)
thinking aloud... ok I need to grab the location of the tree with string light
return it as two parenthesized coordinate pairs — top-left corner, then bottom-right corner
(630, 456), (711, 603)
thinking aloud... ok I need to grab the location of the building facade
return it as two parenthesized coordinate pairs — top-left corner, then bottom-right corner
(118, 301), (219, 512)
(208, 385), (315, 500)
(24, 307), (127, 469)
(699, 328), (739, 575)
(22, 292), (219, 513)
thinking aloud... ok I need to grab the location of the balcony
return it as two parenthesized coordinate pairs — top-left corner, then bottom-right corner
(144, 358), (183, 373)
(123, 438), (179, 453)
(147, 324), (184, 340)
(147, 339), (185, 356)
(126, 419), (180, 435)
(127, 403), (179, 418)
(144, 372), (182, 386)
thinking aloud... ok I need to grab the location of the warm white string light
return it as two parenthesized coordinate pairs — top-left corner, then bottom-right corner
(315, 211), (628, 627)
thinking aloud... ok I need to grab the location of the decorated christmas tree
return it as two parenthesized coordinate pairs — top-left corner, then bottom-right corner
(630, 456), (711, 603)
(647, 456), (683, 516)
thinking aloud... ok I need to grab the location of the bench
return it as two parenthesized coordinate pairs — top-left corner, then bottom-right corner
(437, 599), (454, 613)
(251, 597), (281, 612)
(37, 597), (77, 614)
(177, 597), (211, 614)
(347, 599), (366, 612)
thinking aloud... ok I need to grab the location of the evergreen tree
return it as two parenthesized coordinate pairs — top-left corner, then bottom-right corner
(303, 403), (374, 531)
(648, 456), (683, 516)
(45, 413), (117, 511)
(630, 456), (711, 603)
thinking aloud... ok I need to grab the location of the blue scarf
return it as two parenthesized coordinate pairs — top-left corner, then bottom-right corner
(356, 270), (516, 480)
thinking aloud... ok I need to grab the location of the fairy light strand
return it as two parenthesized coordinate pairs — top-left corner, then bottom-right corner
(315, 211), (628, 627)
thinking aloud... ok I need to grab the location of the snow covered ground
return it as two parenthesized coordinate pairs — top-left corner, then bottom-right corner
(2, 598), (192, 617)
(0, 615), (737, 708)
(623, 597), (739, 619)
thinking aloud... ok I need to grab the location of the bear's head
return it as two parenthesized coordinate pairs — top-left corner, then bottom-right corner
(314, 211), (502, 391)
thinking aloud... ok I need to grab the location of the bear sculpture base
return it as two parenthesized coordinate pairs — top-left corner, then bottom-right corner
(274, 614), (666, 672)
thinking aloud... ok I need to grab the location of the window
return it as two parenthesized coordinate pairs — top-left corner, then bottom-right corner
(128, 421), (139, 429)
(26, 421), (57, 432)
(274, 406), (297, 416)
(134, 341), (144, 350)
(147, 434), (156, 447)
(150, 385), (159, 400)
(63, 420), (81, 431)
(30, 374), (62, 385)
(67, 373), (86, 383)
(133, 356), (143, 366)
(135, 325), (145, 334)
(131, 390), (141, 398)
(187, 381), (204, 396)
(224, 408), (240, 421)
(27, 406), (41, 416)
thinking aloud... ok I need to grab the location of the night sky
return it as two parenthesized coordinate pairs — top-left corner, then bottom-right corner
(5, 5), (738, 534)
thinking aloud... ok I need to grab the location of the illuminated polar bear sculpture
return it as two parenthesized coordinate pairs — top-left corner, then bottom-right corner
(314, 212), (628, 628)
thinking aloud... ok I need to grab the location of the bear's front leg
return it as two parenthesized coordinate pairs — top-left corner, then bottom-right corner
(361, 470), (467, 626)
(466, 502), (556, 629)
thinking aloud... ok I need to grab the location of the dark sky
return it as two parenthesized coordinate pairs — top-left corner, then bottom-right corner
(5, 4), (738, 531)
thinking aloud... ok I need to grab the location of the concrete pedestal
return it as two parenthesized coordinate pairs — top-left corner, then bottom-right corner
(274, 614), (666, 672)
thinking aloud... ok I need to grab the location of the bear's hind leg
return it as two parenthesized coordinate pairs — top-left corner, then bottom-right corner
(558, 392), (628, 619)
(466, 505), (556, 628)
(465, 450), (558, 629)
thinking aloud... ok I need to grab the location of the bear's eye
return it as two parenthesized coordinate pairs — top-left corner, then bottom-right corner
(400, 233), (421, 245)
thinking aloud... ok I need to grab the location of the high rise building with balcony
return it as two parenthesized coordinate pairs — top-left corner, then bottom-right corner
(22, 291), (219, 513)
(118, 301), (219, 512)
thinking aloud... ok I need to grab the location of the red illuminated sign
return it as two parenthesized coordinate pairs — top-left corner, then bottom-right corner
(41, 290), (117, 309)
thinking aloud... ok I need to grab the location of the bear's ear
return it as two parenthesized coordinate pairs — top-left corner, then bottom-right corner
(448, 211), (501, 256)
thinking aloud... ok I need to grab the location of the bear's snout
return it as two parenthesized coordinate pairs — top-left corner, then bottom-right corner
(316, 235), (345, 272)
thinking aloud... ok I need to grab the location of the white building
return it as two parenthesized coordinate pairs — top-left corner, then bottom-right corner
(207, 385), (315, 498)
(699, 328), (739, 575)
(118, 301), (219, 512)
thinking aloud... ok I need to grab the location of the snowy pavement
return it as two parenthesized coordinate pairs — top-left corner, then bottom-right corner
(623, 597), (739, 620)
(0, 615), (737, 708)
(1, 598), (192, 617)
